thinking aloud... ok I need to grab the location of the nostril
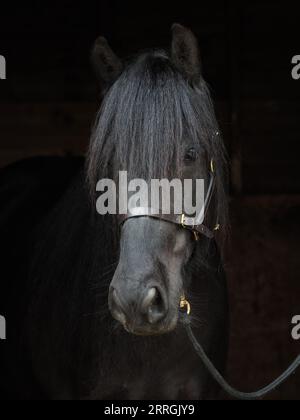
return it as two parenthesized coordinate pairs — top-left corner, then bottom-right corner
(142, 287), (167, 325)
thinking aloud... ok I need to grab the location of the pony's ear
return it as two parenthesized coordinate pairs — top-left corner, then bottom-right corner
(171, 23), (201, 84)
(91, 36), (123, 90)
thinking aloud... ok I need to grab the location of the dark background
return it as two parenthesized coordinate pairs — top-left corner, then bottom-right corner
(0, 0), (300, 399)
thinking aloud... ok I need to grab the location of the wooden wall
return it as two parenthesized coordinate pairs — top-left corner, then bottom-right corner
(240, 1), (300, 193)
(1, 1), (300, 193)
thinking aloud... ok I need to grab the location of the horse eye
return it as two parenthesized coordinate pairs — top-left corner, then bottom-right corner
(184, 148), (197, 162)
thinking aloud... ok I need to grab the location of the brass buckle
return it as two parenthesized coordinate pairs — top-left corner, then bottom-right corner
(181, 214), (196, 230)
(181, 214), (199, 241)
(180, 214), (189, 229)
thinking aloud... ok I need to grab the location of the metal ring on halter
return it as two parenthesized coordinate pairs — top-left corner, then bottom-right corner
(180, 296), (191, 315)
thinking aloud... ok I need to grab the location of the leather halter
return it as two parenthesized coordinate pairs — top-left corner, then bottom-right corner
(119, 160), (219, 241)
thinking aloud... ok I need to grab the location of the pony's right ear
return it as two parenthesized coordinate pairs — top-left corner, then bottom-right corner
(91, 36), (123, 90)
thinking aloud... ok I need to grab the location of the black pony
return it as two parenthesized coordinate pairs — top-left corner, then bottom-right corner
(0, 24), (229, 400)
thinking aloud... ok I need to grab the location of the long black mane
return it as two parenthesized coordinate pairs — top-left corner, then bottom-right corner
(87, 49), (228, 231)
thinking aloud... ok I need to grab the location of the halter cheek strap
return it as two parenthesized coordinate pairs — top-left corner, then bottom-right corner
(119, 160), (219, 241)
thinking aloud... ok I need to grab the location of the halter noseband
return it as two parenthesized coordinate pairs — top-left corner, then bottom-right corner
(119, 159), (219, 241)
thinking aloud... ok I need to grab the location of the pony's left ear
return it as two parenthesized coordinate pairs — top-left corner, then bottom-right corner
(171, 23), (201, 84)
(91, 36), (123, 91)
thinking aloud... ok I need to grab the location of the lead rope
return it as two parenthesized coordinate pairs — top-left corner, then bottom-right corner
(180, 302), (300, 400)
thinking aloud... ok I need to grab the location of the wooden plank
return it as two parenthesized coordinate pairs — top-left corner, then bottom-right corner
(228, 0), (243, 194)
(0, 102), (97, 149)
(243, 163), (300, 194)
(0, 102), (98, 168)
